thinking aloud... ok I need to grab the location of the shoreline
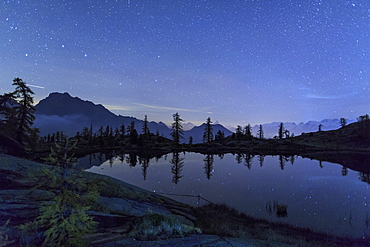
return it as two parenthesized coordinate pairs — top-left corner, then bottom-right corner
(0, 153), (368, 246)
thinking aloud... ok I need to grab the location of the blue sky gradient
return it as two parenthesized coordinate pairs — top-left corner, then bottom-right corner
(1, 0), (369, 127)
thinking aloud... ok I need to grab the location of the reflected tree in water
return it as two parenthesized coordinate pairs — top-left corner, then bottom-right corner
(258, 155), (265, 167)
(126, 153), (137, 167)
(279, 155), (289, 170)
(140, 157), (150, 180)
(108, 157), (114, 167)
(155, 154), (163, 163)
(235, 153), (243, 164)
(244, 153), (253, 170)
(319, 160), (324, 168)
(203, 154), (214, 180)
(289, 155), (295, 165)
(118, 153), (125, 164)
(170, 152), (184, 184)
(341, 166), (348, 176)
(359, 172), (370, 184)
(96, 152), (104, 163)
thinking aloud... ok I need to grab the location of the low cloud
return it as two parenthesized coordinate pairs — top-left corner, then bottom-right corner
(104, 104), (135, 111)
(133, 103), (201, 113)
(306, 91), (358, 100)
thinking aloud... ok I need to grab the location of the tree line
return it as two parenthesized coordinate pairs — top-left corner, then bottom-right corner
(2, 78), (370, 155)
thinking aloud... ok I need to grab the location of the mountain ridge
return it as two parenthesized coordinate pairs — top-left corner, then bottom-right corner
(34, 92), (354, 142)
(33, 92), (232, 143)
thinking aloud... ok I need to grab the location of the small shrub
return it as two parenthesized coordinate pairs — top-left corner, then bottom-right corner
(128, 213), (201, 241)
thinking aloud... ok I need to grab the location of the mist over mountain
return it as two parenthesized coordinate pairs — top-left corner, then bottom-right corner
(250, 119), (355, 138)
(182, 122), (195, 131)
(33, 92), (232, 143)
(33, 92), (354, 143)
(34, 92), (171, 137)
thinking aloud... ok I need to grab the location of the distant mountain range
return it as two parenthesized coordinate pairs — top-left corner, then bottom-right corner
(34, 92), (232, 143)
(249, 119), (355, 138)
(33, 92), (354, 142)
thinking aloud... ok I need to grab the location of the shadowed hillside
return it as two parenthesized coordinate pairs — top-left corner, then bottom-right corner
(292, 120), (370, 151)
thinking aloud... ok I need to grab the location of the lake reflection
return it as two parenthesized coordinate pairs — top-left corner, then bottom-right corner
(84, 152), (370, 239)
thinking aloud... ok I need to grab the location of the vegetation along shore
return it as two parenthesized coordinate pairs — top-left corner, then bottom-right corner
(1, 78), (369, 246)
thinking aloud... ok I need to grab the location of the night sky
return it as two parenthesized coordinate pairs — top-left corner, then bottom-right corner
(1, 0), (370, 127)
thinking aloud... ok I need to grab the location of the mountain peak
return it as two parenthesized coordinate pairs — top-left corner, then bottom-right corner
(35, 92), (113, 118)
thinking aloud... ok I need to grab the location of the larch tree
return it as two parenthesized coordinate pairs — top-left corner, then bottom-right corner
(278, 123), (284, 139)
(244, 124), (252, 139)
(11, 78), (36, 146)
(202, 117), (213, 143)
(171, 112), (184, 146)
(128, 121), (138, 144)
(235, 125), (243, 140)
(215, 130), (225, 141)
(142, 115), (150, 136)
(257, 124), (264, 139)
(37, 140), (98, 246)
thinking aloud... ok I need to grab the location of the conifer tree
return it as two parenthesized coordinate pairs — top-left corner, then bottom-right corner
(235, 125), (243, 140)
(215, 130), (225, 141)
(244, 124), (252, 139)
(202, 117), (213, 143)
(128, 121), (138, 144)
(38, 140), (98, 247)
(81, 127), (90, 141)
(188, 136), (193, 145)
(340, 118), (347, 127)
(171, 113), (184, 146)
(278, 123), (284, 139)
(257, 124), (264, 139)
(11, 78), (36, 146)
(358, 114), (370, 122)
(284, 129), (290, 138)
(142, 115), (150, 136)
(120, 123), (125, 136)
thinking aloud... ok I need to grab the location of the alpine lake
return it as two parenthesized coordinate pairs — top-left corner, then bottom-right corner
(79, 151), (370, 240)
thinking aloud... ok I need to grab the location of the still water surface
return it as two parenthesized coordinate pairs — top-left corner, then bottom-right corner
(84, 152), (370, 239)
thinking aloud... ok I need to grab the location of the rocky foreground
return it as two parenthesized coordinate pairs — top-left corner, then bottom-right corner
(0, 153), (297, 247)
(1, 153), (368, 246)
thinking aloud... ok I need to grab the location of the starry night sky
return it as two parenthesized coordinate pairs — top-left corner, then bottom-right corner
(1, 0), (370, 127)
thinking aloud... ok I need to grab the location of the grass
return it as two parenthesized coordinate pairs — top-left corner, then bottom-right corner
(193, 203), (367, 247)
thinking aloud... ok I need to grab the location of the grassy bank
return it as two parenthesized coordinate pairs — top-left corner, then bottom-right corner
(193, 203), (368, 247)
